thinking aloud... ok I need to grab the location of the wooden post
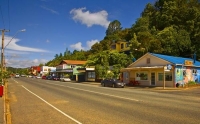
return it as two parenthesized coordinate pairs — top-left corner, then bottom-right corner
(163, 66), (165, 89)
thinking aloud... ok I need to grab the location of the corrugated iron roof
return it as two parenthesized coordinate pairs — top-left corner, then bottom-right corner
(62, 60), (87, 65)
(150, 53), (200, 66)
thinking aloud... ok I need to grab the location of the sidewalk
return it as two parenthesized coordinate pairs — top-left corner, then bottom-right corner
(78, 81), (200, 91)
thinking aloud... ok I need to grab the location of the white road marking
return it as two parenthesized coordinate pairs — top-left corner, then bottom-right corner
(12, 79), (18, 83)
(45, 82), (139, 102)
(21, 85), (82, 124)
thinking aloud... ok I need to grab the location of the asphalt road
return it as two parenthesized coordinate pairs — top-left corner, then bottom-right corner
(7, 77), (200, 124)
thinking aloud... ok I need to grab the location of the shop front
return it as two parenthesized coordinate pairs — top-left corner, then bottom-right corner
(121, 53), (200, 87)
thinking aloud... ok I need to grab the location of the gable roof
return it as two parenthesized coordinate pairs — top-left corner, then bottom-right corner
(61, 60), (87, 65)
(150, 53), (200, 66)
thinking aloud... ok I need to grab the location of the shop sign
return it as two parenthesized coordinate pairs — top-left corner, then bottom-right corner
(185, 60), (193, 66)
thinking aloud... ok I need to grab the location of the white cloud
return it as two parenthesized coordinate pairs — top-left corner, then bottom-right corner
(3, 35), (48, 52)
(86, 39), (99, 49)
(5, 58), (48, 68)
(70, 7), (110, 28)
(70, 42), (85, 51)
(70, 39), (99, 51)
(0, 35), (50, 68)
(41, 5), (59, 15)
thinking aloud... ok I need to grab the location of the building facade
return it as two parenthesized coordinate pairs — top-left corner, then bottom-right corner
(40, 66), (56, 76)
(121, 53), (200, 87)
(55, 60), (87, 81)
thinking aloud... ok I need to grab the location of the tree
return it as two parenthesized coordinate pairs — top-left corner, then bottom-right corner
(90, 42), (103, 54)
(106, 20), (122, 36)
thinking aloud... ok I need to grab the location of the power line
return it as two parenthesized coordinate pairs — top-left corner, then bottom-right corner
(7, 0), (10, 30)
(0, 5), (5, 29)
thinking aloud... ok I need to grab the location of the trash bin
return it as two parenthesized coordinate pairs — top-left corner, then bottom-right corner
(0, 85), (3, 97)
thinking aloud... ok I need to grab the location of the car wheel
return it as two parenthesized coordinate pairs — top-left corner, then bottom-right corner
(103, 83), (106, 87)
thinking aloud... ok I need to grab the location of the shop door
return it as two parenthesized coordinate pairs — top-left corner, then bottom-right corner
(151, 72), (156, 86)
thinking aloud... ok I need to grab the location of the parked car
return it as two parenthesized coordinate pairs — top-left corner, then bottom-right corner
(27, 75), (32, 78)
(46, 75), (53, 80)
(21, 74), (26, 77)
(60, 77), (71, 82)
(36, 76), (41, 79)
(52, 76), (60, 81)
(42, 75), (46, 79)
(101, 78), (125, 88)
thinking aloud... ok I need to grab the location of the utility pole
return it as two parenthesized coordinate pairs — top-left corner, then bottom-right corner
(1, 29), (9, 85)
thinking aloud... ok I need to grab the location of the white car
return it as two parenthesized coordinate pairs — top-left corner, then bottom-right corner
(36, 76), (41, 79)
(15, 74), (20, 78)
(60, 77), (71, 82)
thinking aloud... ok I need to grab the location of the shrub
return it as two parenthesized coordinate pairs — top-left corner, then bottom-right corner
(187, 81), (197, 87)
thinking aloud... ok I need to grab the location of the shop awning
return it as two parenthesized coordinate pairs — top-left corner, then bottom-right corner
(121, 66), (165, 72)
(55, 69), (73, 73)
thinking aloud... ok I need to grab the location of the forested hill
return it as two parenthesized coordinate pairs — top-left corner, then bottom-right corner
(46, 0), (200, 67)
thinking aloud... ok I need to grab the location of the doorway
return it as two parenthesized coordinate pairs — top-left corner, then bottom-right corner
(151, 72), (156, 85)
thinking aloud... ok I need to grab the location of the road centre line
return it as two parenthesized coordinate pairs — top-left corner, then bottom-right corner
(12, 79), (18, 83)
(21, 85), (82, 124)
(45, 82), (140, 102)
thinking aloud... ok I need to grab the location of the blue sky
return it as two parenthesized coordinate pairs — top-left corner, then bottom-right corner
(0, 0), (155, 68)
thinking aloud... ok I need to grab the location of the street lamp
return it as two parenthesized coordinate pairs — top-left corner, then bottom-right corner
(4, 29), (26, 49)
(1, 29), (26, 85)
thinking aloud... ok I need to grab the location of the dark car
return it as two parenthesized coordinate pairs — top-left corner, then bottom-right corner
(46, 75), (53, 80)
(101, 78), (125, 88)
(42, 75), (46, 79)
(52, 76), (60, 81)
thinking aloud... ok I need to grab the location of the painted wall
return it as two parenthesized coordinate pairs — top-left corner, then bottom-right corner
(175, 66), (200, 84)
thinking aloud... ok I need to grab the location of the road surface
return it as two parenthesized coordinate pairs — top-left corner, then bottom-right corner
(7, 77), (200, 124)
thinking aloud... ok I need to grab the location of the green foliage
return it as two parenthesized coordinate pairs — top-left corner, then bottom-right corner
(106, 20), (122, 36)
(86, 51), (132, 79)
(64, 74), (70, 78)
(188, 81), (197, 85)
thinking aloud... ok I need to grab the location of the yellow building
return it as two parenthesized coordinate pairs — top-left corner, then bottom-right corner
(110, 41), (130, 53)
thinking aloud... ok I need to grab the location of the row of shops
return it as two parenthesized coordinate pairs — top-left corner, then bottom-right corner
(31, 53), (200, 87)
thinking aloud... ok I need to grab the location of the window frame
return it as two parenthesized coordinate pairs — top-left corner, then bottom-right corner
(136, 72), (148, 81)
(87, 71), (95, 79)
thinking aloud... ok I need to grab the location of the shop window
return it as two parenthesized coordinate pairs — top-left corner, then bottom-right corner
(88, 72), (95, 78)
(136, 72), (148, 80)
(158, 72), (172, 81)
(71, 65), (76, 68)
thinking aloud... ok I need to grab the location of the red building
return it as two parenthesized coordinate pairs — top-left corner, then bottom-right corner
(30, 66), (41, 76)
